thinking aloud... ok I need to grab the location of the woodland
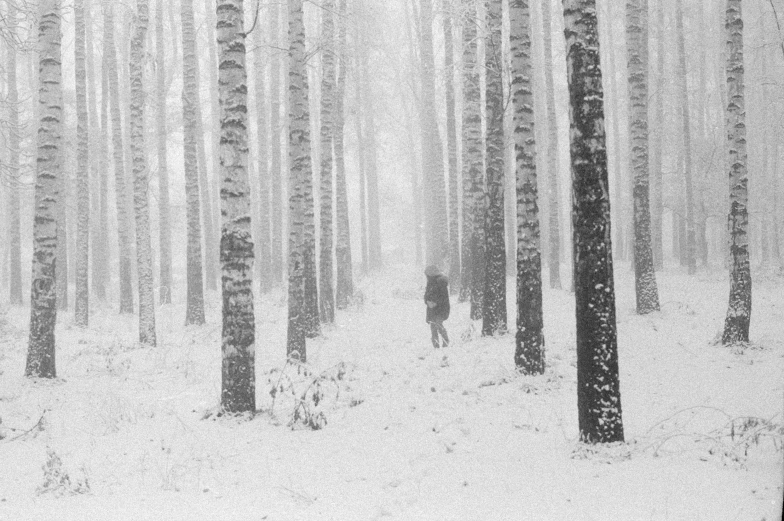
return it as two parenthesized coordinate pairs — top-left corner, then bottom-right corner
(0, 0), (782, 518)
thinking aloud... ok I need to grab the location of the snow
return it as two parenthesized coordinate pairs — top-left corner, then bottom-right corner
(0, 264), (782, 520)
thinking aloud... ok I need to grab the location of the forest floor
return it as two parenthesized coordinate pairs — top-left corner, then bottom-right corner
(0, 263), (782, 520)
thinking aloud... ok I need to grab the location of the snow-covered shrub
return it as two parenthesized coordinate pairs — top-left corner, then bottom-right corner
(263, 361), (349, 431)
(36, 448), (90, 496)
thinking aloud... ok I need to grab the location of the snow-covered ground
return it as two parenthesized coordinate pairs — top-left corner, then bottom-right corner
(0, 264), (782, 520)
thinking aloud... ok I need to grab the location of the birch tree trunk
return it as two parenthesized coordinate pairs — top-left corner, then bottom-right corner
(302, 16), (320, 340)
(75, 0), (90, 327)
(354, 40), (369, 274)
(361, 1), (382, 271)
(253, 11), (272, 294)
(419, 0), (449, 266)
(105, 0), (135, 314)
(270, 1), (284, 287)
(6, 0), (22, 305)
(55, 147), (68, 311)
(542, 0), (561, 289)
(334, 0), (354, 309)
(130, 0), (156, 346)
(181, 0), (206, 325)
(319, 0), (336, 323)
(650, 0), (664, 270)
(460, 0), (485, 319)
(287, 0), (314, 360)
(156, 0), (172, 304)
(193, 41), (218, 293)
(218, 0), (256, 413)
(562, 0), (624, 444)
(27, 0), (63, 379)
(675, 0), (696, 274)
(443, 0), (460, 294)
(722, 0), (751, 345)
(510, 0), (544, 374)
(482, 0), (508, 336)
(626, 0), (659, 314)
(89, 0), (108, 302)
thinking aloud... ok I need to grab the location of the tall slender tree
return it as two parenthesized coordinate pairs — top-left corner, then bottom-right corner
(182, 0), (206, 325)
(650, 0), (664, 270)
(511, 0), (544, 374)
(253, 8), (272, 294)
(354, 24), (369, 274)
(6, 0), (22, 305)
(105, 0), (134, 314)
(562, 0), (624, 444)
(193, 33), (219, 293)
(89, 0), (109, 303)
(482, 0), (507, 336)
(675, 0), (696, 274)
(722, 0), (751, 345)
(460, 0), (485, 319)
(443, 0), (460, 293)
(74, 0), (90, 327)
(626, 0), (659, 314)
(334, 0), (354, 309)
(27, 0), (63, 379)
(319, 0), (337, 323)
(269, 1), (284, 287)
(130, 0), (156, 346)
(218, 0), (256, 413)
(361, 1), (382, 271)
(156, 0), (172, 304)
(419, 0), (449, 266)
(542, 0), (561, 290)
(287, 0), (314, 361)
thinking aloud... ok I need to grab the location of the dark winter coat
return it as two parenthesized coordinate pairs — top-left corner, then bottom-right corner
(424, 274), (450, 323)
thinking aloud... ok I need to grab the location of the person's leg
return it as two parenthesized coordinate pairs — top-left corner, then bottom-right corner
(437, 321), (449, 347)
(430, 322), (440, 348)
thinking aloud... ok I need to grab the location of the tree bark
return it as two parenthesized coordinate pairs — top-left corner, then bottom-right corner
(626, 0), (660, 314)
(75, 0), (90, 327)
(6, 1), (22, 305)
(650, 0), (664, 270)
(253, 10), (272, 294)
(181, 0), (206, 325)
(287, 0), (314, 361)
(562, 0), (624, 444)
(361, 1), (382, 271)
(511, 0), (544, 374)
(218, 0), (256, 413)
(542, 0), (561, 290)
(459, 0), (485, 319)
(319, 0), (336, 323)
(193, 35), (219, 293)
(130, 0), (156, 346)
(675, 0), (696, 274)
(482, 0), (507, 336)
(269, 1), (284, 287)
(27, 0), (63, 379)
(443, 0), (460, 292)
(105, 0), (135, 314)
(419, 0), (449, 267)
(334, 0), (354, 309)
(156, 0), (172, 305)
(722, 0), (752, 345)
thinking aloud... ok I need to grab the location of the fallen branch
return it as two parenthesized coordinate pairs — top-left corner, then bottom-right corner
(3, 409), (48, 443)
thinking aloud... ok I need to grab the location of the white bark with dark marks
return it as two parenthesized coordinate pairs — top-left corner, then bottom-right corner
(218, 0), (256, 413)
(562, 0), (624, 444)
(27, 0), (63, 379)
(722, 0), (751, 345)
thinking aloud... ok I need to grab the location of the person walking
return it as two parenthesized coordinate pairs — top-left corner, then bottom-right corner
(424, 265), (450, 348)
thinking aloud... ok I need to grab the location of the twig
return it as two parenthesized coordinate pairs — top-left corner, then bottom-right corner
(4, 409), (48, 443)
